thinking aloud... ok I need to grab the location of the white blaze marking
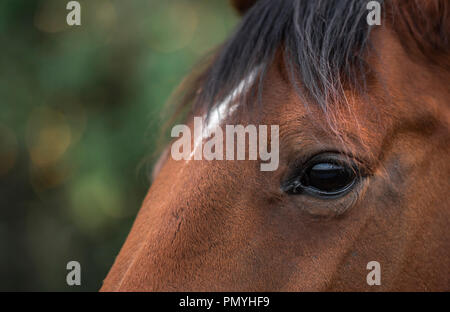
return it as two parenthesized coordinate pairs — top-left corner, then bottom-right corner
(189, 68), (260, 160)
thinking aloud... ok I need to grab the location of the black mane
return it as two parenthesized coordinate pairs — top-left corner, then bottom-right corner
(193, 0), (380, 116)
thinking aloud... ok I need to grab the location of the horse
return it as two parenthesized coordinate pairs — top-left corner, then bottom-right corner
(101, 0), (450, 291)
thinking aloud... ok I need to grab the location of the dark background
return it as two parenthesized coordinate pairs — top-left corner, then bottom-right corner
(0, 0), (237, 291)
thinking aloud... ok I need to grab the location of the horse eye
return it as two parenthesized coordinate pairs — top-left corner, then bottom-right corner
(283, 155), (359, 198)
(301, 162), (356, 196)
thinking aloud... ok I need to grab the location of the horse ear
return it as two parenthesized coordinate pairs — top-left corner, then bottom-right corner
(230, 0), (259, 15)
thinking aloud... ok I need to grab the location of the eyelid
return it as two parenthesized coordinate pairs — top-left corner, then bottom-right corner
(288, 151), (370, 178)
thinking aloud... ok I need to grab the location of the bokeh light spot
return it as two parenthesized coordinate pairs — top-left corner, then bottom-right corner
(69, 172), (125, 234)
(26, 106), (72, 167)
(34, 0), (69, 33)
(0, 124), (18, 176)
(149, 1), (199, 53)
(30, 161), (72, 193)
(95, 0), (117, 30)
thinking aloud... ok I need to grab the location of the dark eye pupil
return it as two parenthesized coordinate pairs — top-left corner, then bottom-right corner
(302, 162), (355, 194)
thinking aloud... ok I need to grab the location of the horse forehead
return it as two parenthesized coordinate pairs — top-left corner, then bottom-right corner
(258, 62), (371, 138)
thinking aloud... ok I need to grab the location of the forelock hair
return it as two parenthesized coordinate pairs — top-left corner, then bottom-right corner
(194, 0), (379, 117)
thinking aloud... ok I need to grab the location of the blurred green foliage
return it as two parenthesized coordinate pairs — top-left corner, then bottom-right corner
(0, 0), (237, 291)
